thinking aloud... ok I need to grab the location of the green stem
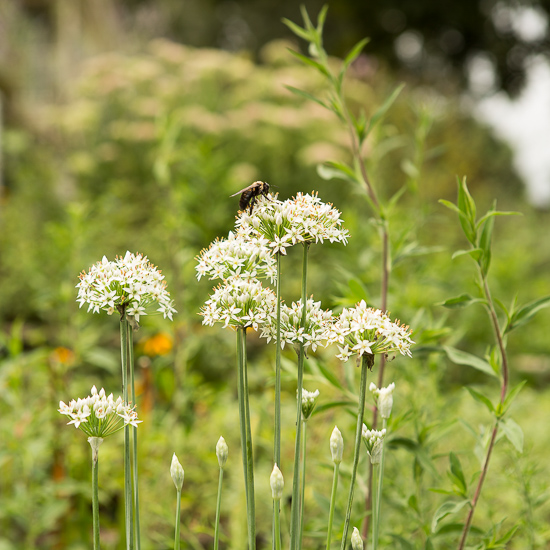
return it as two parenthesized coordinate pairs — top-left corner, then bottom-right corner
(120, 313), (133, 550)
(290, 242), (309, 550)
(128, 325), (141, 550)
(174, 490), (181, 550)
(273, 252), (282, 550)
(326, 463), (340, 550)
(237, 327), (256, 549)
(340, 355), (370, 550)
(214, 467), (224, 550)
(372, 418), (387, 550)
(299, 420), (307, 546)
(89, 437), (103, 550)
(274, 499), (282, 550)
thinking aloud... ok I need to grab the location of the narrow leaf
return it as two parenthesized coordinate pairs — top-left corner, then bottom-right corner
(505, 295), (550, 334)
(475, 209), (522, 230)
(451, 248), (483, 261)
(500, 418), (524, 452)
(343, 37), (370, 68)
(439, 294), (483, 309)
(465, 387), (496, 414)
(449, 452), (467, 493)
(478, 201), (496, 273)
(457, 177), (476, 244)
(282, 18), (311, 41)
(287, 49), (331, 77)
(316, 4), (329, 33)
(443, 346), (499, 378)
(502, 380), (527, 414)
(431, 500), (469, 533)
(366, 83), (405, 134)
(284, 85), (329, 109)
(317, 160), (358, 183)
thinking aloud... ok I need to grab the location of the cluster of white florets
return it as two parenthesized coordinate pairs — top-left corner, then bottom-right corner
(361, 425), (386, 464)
(76, 251), (176, 321)
(58, 386), (141, 437)
(326, 300), (414, 362)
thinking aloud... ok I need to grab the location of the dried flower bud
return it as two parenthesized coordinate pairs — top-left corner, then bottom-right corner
(216, 436), (228, 468)
(330, 426), (344, 464)
(351, 527), (363, 550)
(270, 463), (284, 500)
(170, 453), (184, 491)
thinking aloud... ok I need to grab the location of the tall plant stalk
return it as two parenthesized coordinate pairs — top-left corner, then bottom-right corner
(289, 243), (309, 550)
(237, 327), (256, 549)
(273, 252), (282, 550)
(89, 436), (103, 550)
(340, 354), (371, 550)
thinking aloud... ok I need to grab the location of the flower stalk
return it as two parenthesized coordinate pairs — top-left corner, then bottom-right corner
(214, 437), (228, 550)
(326, 427), (343, 550)
(170, 454), (184, 550)
(89, 436), (104, 550)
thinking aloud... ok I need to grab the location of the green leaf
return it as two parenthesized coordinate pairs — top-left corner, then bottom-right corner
(425, 537), (435, 550)
(494, 524), (519, 545)
(388, 535), (415, 550)
(281, 18), (311, 42)
(478, 201), (496, 273)
(443, 346), (499, 378)
(438, 199), (461, 215)
(287, 49), (331, 78)
(502, 380), (527, 415)
(316, 4), (329, 33)
(449, 452), (467, 493)
(317, 362), (346, 392)
(475, 209), (522, 231)
(465, 387), (496, 414)
(366, 83), (405, 134)
(451, 248), (483, 261)
(500, 418), (523, 452)
(317, 160), (358, 183)
(439, 294), (485, 309)
(457, 177), (477, 244)
(431, 500), (469, 533)
(505, 295), (550, 334)
(343, 37), (370, 69)
(284, 85), (329, 110)
(314, 400), (353, 415)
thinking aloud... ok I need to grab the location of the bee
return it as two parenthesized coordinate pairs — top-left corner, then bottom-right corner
(231, 181), (270, 213)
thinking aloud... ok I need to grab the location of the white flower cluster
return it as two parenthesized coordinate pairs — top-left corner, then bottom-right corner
(300, 388), (320, 420)
(76, 251), (176, 321)
(326, 300), (414, 362)
(235, 192), (349, 253)
(58, 385), (141, 437)
(261, 298), (333, 351)
(200, 277), (277, 330)
(195, 231), (277, 283)
(361, 425), (386, 464)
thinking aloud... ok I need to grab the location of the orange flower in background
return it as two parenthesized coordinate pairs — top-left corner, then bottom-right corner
(142, 332), (173, 357)
(50, 346), (75, 365)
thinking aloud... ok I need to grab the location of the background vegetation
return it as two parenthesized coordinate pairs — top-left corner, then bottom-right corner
(1, 2), (549, 549)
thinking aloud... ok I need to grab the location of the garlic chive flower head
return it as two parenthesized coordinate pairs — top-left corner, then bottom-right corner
(330, 426), (344, 465)
(76, 251), (176, 321)
(200, 276), (277, 330)
(326, 300), (414, 362)
(195, 231), (277, 283)
(235, 192), (349, 252)
(270, 463), (284, 500)
(351, 527), (364, 550)
(370, 382), (395, 419)
(58, 385), (141, 437)
(361, 425), (386, 465)
(170, 453), (185, 491)
(216, 436), (229, 468)
(261, 298), (333, 352)
(300, 388), (320, 421)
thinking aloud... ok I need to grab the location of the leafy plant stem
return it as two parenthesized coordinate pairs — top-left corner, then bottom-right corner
(326, 462), (340, 550)
(237, 326), (256, 550)
(340, 354), (371, 550)
(290, 242), (309, 550)
(214, 467), (224, 550)
(128, 326), (141, 550)
(457, 273), (509, 550)
(174, 489), (181, 550)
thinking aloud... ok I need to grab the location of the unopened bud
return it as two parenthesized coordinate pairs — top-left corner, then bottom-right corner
(351, 527), (363, 550)
(270, 463), (284, 500)
(170, 453), (184, 491)
(300, 388), (320, 421)
(330, 426), (344, 464)
(369, 382), (395, 419)
(216, 436), (228, 468)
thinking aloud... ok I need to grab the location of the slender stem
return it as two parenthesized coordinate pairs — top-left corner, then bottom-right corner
(457, 273), (509, 550)
(90, 437), (103, 550)
(174, 490), (181, 550)
(273, 253), (282, 550)
(340, 355), (370, 550)
(299, 420), (307, 546)
(290, 243), (309, 550)
(214, 467), (224, 550)
(372, 418), (387, 550)
(128, 325), (141, 550)
(237, 327), (256, 549)
(274, 500), (282, 550)
(120, 312), (133, 550)
(326, 463), (340, 550)
(371, 464), (379, 550)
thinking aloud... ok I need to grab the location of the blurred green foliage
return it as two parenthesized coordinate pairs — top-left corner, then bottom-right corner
(0, 35), (549, 550)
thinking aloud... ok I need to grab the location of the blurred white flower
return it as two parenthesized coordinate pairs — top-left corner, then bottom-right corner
(76, 251), (176, 321)
(326, 300), (414, 362)
(361, 425), (386, 464)
(58, 386), (141, 437)
(195, 231), (277, 283)
(369, 382), (395, 419)
(200, 276), (276, 330)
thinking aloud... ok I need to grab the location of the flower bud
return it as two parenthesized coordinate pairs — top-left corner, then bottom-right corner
(170, 453), (184, 491)
(351, 527), (363, 550)
(270, 463), (284, 500)
(216, 436), (228, 468)
(361, 425), (386, 465)
(330, 426), (344, 464)
(369, 382), (395, 419)
(300, 388), (320, 421)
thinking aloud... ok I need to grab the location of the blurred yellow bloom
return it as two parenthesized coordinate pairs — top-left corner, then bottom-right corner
(142, 333), (173, 356)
